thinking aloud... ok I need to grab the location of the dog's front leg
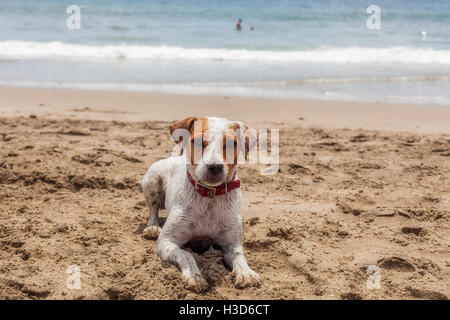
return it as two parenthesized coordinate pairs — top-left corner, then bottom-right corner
(223, 243), (260, 289)
(156, 226), (209, 293)
(157, 237), (209, 292)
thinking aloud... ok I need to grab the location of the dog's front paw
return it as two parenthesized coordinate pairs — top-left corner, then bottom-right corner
(183, 273), (209, 293)
(234, 269), (260, 289)
(141, 225), (161, 240)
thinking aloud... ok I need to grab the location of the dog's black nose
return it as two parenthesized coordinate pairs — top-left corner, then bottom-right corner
(206, 164), (224, 175)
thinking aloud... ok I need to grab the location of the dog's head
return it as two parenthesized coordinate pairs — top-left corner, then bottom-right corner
(169, 116), (257, 186)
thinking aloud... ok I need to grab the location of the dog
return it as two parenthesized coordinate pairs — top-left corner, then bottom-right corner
(141, 116), (259, 292)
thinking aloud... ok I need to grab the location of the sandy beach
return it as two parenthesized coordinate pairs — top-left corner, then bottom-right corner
(0, 87), (449, 299)
(1, 87), (450, 133)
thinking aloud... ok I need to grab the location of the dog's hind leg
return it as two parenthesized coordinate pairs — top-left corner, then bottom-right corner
(141, 167), (165, 240)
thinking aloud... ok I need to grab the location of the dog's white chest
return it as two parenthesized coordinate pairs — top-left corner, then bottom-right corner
(190, 199), (227, 237)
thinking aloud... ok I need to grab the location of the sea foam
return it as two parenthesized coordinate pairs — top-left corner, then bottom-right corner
(1, 40), (450, 64)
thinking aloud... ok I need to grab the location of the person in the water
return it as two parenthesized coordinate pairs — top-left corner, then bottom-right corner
(236, 19), (242, 31)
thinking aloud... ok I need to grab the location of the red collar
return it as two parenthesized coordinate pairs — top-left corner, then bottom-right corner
(187, 170), (240, 198)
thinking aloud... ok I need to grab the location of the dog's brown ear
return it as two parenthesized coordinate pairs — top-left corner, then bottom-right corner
(169, 116), (197, 144)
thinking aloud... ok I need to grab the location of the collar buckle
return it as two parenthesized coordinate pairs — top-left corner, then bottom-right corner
(196, 181), (216, 198)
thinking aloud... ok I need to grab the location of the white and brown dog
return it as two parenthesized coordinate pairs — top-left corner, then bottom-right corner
(141, 116), (259, 292)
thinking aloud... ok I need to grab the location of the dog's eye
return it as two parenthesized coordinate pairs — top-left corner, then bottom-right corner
(193, 138), (202, 147)
(224, 137), (237, 147)
(193, 137), (207, 149)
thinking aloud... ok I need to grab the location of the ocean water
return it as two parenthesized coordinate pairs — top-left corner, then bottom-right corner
(1, 0), (450, 104)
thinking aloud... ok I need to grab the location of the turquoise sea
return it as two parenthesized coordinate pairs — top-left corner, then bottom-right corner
(1, 0), (450, 104)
